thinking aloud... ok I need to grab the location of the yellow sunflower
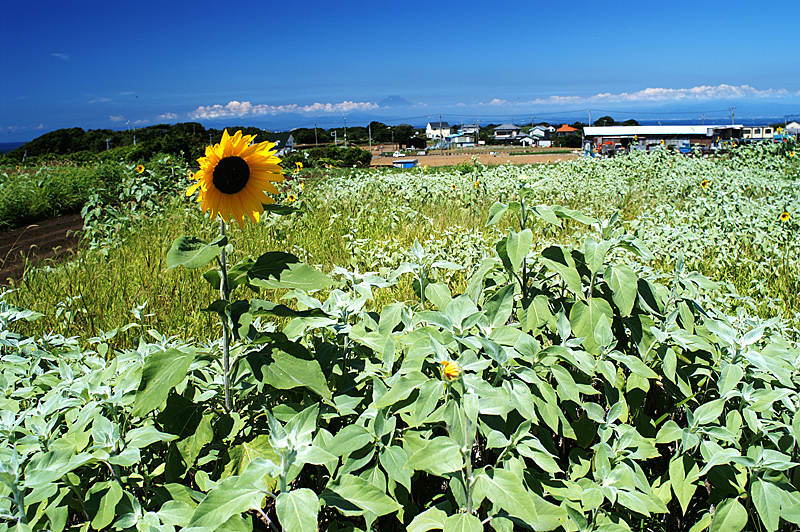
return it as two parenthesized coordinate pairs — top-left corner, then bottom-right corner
(475, 180), (480, 189)
(136, 164), (145, 173)
(287, 193), (297, 203)
(700, 179), (709, 189)
(15, 165), (20, 171)
(781, 211), (791, 223)
(295, 161), (303, 172)
(451, 183), (457, 190)
(440, 361), (461, 382)
(186, 129), (283, 226)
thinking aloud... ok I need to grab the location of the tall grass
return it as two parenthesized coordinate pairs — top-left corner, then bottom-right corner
(7, 147), (800, 345)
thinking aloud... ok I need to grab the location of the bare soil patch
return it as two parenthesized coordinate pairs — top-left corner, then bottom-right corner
(0, 214), (84, 283)
(368, 147), (578, 167)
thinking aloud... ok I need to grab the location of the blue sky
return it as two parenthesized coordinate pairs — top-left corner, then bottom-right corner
(2, 0), (799, 142)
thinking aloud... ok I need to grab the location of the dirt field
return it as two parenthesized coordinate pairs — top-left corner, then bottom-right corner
(0, 214), (83, 283)
(369, 147), (579, 167)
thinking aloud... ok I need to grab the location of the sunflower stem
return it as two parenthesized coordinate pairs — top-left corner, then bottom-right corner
(219, 216), (232, 412)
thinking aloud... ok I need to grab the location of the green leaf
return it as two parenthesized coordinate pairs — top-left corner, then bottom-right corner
(248, 251), (332, 290)
(709, 498), (747, 532)
(486, 202), (509, 226)
(157, 500), (194, 528)
(166, 235), (226, 270)
(443, 513), (483, 532)
(276, 489), (319, 532)
(24, 448), (92, 489)
(125, 425), (178, 449)
(262, 351), (331, 400)
(132, 348), (195, 417)
(584, 237), (612, 276)
(569, 298), (613, 354)
(669, 455), (700, 516)
(476, 468), (538, 524)
(407, 436), (463, 475)
(373, 371), (429, 409)
(325, 474), (401, 517)
(541, 246), (583, 297)
(482, 284), (515, 330)
(605, 264), (638, 317)
(379, 446), (412, 491)
(408, 507), (448, 532)
(88, 481), (123, 530)
(507, 229), (533, 272)
(751, 478), (781, 531)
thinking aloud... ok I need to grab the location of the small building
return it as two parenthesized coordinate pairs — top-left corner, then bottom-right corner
(269, 132), (295, 155)
(783, 121), (800, 136)
(445, 132), (476, 148)
(392, 158), (418, 168)
(493, 123), (523, 142)
(426, 121), (451, 139)
(460, 124), (480, 134)
(742, 126), (775, 140)
(583, 125), (743, 151)
(555, 124), (578, 136)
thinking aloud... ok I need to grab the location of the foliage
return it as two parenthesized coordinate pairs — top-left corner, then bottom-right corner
(2, 186), (800, 530)
(0, 163), (124, 229)
(2, 141), (800, 530)
(282, 146), (372, 169)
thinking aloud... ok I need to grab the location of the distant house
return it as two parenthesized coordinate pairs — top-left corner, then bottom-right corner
(426, 121), (451, 139)
(583, 124), (743, 151)
(784, 121), (800, 136)
(445, 132), (475, 148)
(555, 124), (578, 136)
(531, 125), (554, 139)
(742, 126), (775, 140)
(269, 132), (295, 155)
(493, 124), (523, 142)
(460, 124), (480, 134)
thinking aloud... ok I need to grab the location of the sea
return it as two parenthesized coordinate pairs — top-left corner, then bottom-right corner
(0, 142), (25, 155)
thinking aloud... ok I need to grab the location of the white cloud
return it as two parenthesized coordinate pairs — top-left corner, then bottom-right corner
(188, 100), (380, 119)
(89, 97), (112, 104)
(133, 119), (149, 125)
(158, 112), (178, 120)
(109, 115), (125, 122)
(36, 124), (44, 129)
(589, 84), (788, 102)
(478, 84), (793, 109)
(51, 53), (70, 61)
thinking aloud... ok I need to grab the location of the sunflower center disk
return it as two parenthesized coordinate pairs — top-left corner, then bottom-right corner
(212, 156), (250, 194)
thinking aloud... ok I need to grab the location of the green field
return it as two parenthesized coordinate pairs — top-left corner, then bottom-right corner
(1, 142), (800, 531)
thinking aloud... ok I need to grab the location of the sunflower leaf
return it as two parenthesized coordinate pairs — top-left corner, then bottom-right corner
(263, 203), (300, 215)
(166, 235), (227, 270)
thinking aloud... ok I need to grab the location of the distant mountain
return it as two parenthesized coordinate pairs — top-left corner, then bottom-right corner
(379, 95), (414, 108)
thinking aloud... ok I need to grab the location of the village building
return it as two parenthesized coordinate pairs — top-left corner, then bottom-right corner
(583, 125), (744, 151)
(426, 121), (451, 139)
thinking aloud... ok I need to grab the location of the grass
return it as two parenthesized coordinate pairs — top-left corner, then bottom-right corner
(0, 163), (124, 228)
(6, 146), (800, 346)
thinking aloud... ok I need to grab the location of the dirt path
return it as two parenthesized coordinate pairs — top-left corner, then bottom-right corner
(0, 214), (84, 283)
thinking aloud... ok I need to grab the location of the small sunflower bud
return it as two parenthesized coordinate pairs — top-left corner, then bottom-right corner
(440, 361), (461, 381)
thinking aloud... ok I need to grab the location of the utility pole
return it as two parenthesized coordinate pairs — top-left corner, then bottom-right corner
(314, 122), (318, 147)
(730, 107), (736, 125)
(701, 114), (705, 125)
(589, 109), (592, 126)
(368, 123), (372, 152)
(439, 113), (444, 155)
(343, 116), (348, 147)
